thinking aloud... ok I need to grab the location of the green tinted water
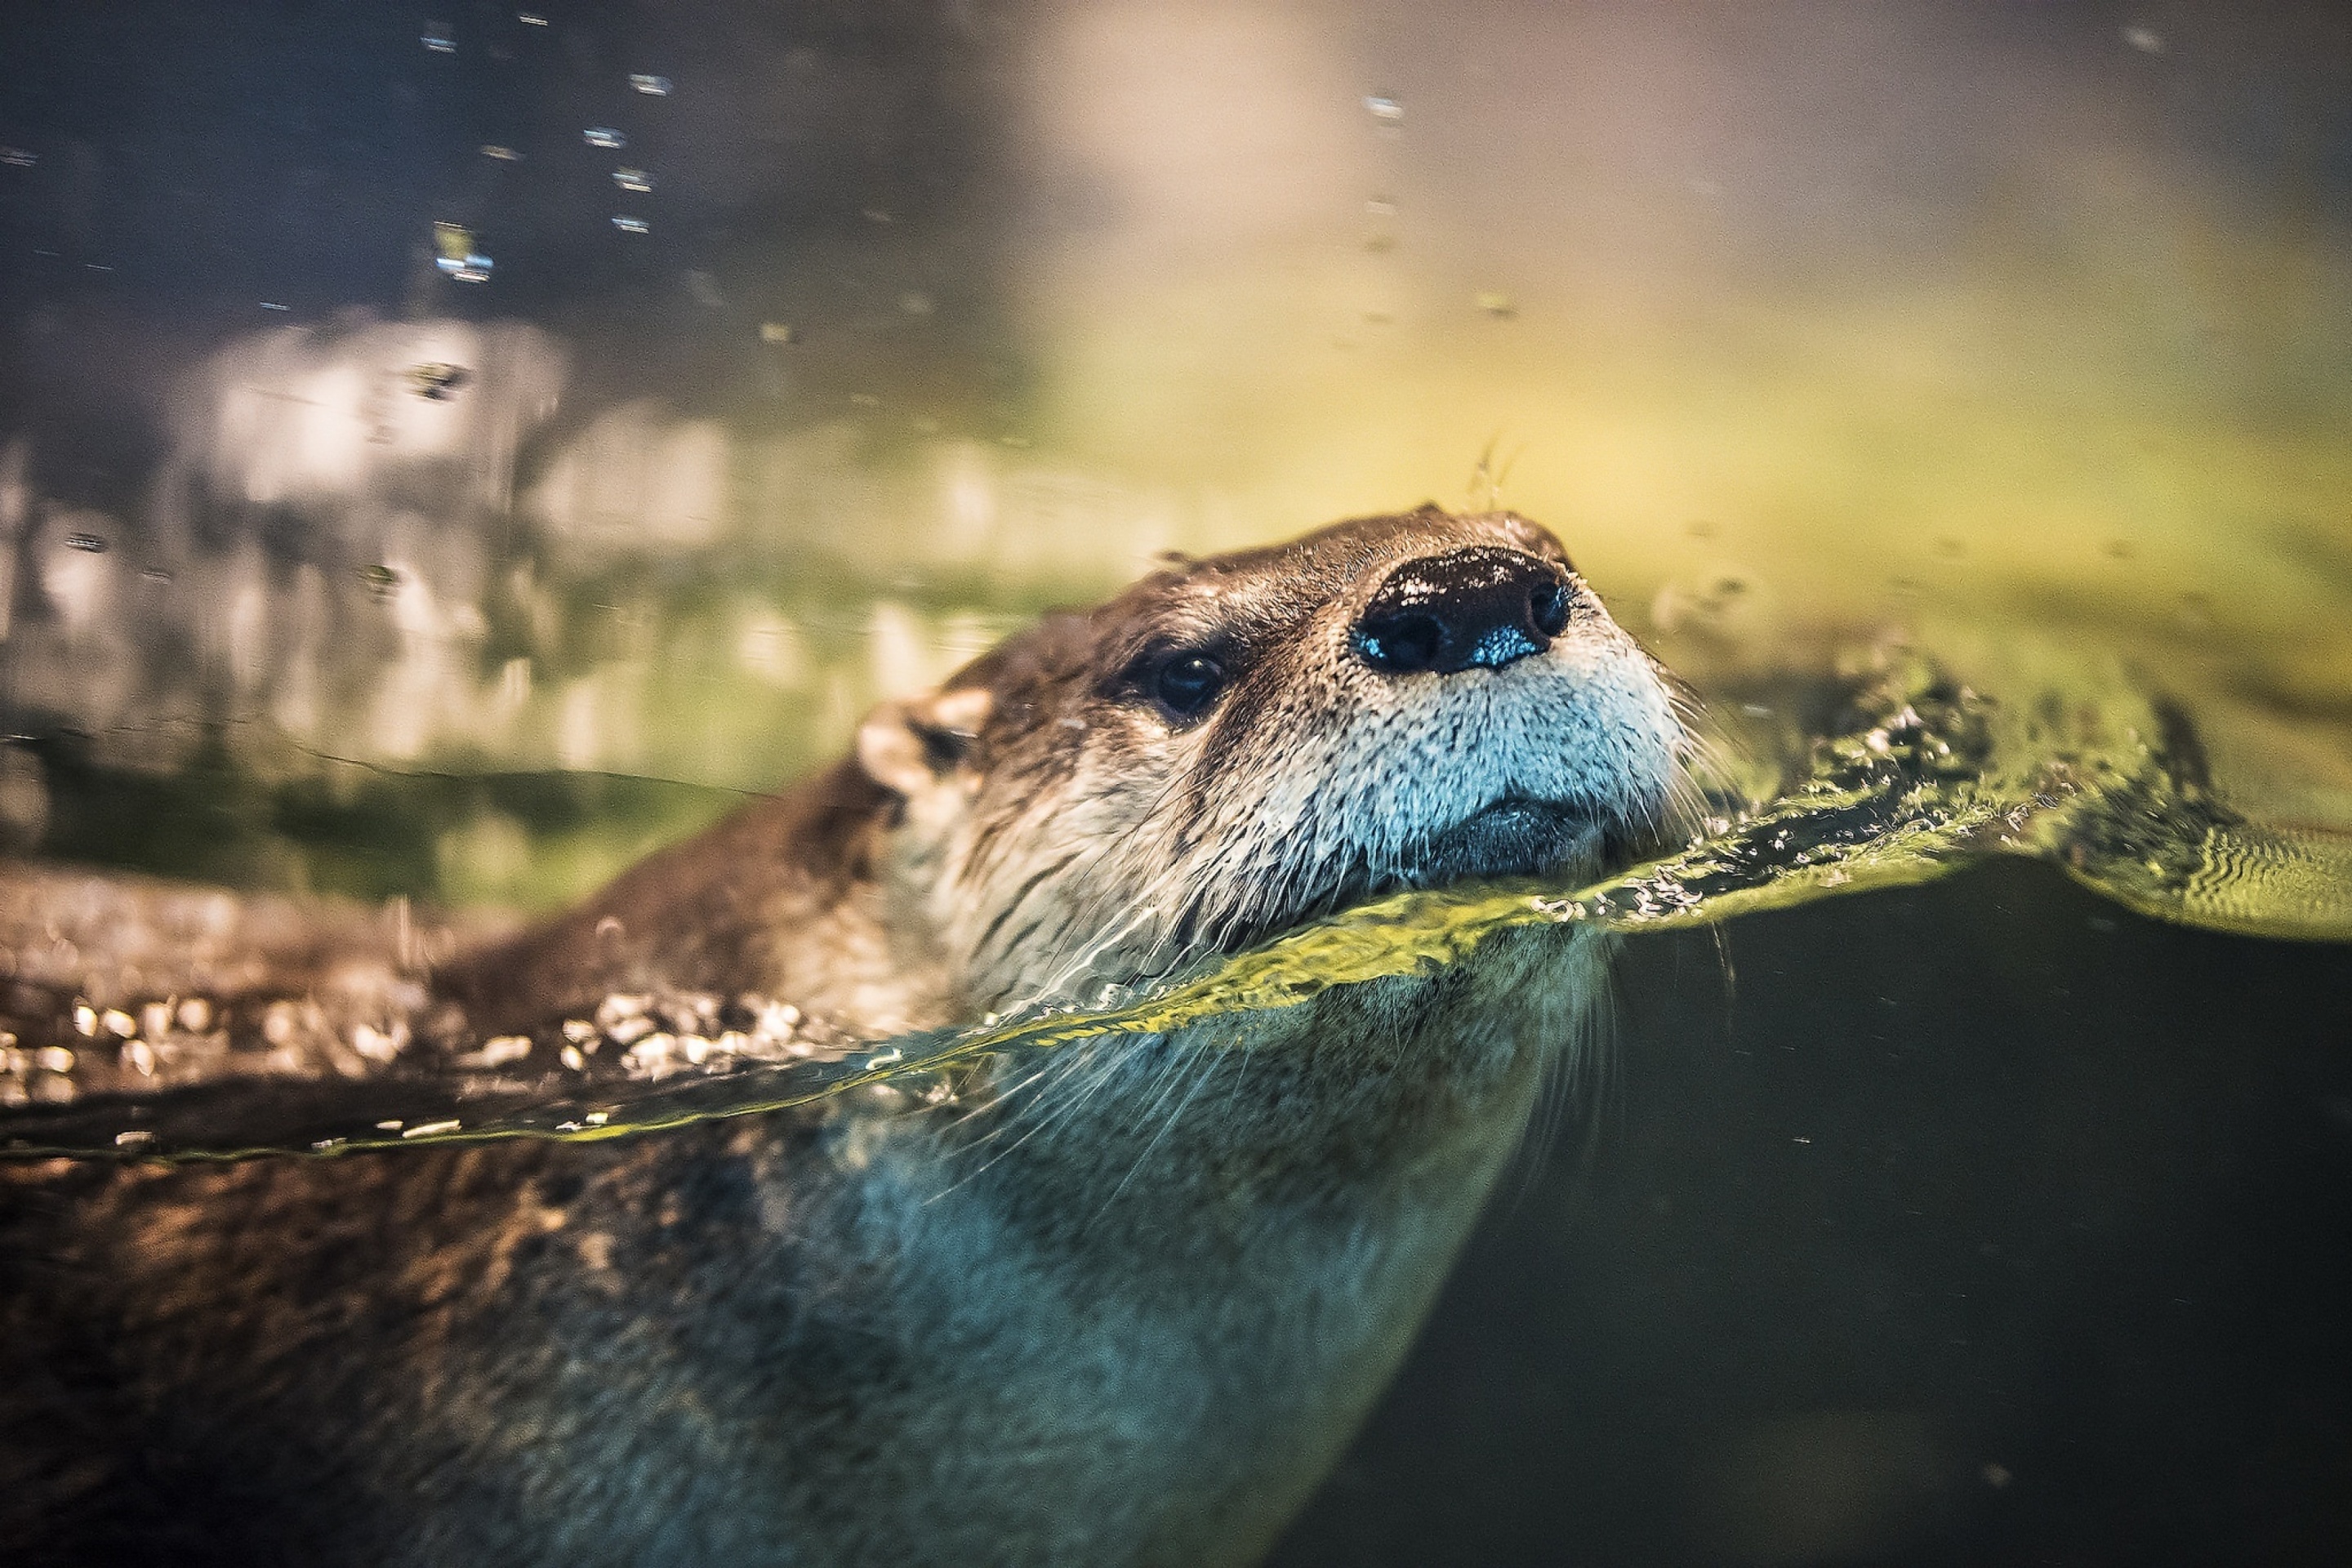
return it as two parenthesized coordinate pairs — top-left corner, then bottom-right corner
(5, 627), (2344, 1159)
(1, 0), (2347, 1169)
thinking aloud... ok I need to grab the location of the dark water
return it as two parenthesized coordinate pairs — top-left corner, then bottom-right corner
(1275, 859), (2352, 1567)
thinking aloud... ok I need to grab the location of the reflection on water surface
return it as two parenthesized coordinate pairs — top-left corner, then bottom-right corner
(0, 636), (2343, 1158)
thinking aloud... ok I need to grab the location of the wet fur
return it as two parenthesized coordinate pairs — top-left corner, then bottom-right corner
(0, 509), (1680, 1566)
(902, 507), (1679, 1007)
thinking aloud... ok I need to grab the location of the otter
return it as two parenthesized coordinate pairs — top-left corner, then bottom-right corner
(0, 506), (1685, 1567)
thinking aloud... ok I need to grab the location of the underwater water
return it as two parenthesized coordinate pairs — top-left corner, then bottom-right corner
(2, 0), (2350, 1562)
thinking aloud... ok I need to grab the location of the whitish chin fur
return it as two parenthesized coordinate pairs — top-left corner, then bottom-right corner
(1409, 797), (1610, 885)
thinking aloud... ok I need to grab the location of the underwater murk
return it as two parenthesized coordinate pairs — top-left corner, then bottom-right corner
(2, 2), (2350, 1564)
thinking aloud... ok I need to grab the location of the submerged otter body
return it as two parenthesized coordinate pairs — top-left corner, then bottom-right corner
(0, 507), (1684, 1567)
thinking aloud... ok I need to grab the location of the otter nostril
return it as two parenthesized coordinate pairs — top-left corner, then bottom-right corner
(1353, 546), (1570, 676)
(1529, 579), (1569, 639)
(1356, 611), (1446, 674)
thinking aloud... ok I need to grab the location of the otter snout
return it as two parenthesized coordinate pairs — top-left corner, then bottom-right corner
(1352, 546), (1573, 675)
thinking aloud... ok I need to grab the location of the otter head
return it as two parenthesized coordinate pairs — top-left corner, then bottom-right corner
(855, 506), (1687, 1011)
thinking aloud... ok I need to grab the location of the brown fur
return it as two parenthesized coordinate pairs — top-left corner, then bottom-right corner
(0, 509), (1683, 1566)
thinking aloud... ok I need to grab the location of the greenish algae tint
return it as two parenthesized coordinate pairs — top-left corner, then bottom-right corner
(4, 640), (2343, 1160)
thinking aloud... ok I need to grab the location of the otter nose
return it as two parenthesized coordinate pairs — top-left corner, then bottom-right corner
(1352, 546), (1572, 675)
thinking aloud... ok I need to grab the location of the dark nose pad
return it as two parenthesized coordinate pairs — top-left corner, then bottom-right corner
(1352, 547), (1573, 675)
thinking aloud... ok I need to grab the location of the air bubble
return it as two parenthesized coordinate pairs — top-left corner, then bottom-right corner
(406, 363), (471, 400)
(432, 221), (492, 283)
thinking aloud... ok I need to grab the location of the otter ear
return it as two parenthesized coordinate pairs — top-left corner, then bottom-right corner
(856, 686), (995, 798)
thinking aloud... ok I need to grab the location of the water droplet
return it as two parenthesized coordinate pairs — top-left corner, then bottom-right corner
(0, 147), (35, 168)
(1364, 95), (1405, 123)
(432, 221), (492, 282)
(628, 74), (672, 96)
(760, 321), (797, 345)
(518, 11), (549, 25)
(406, 363), (471, 400)
(261, 301), (291, 311)
(422, 22), (456, 53)
(65, 531), (107, 553)
(1472, 290), (1517, 318)
(584, 127), (626, 149)
(2123, 24), (2163, 53)
(360, 563), (402, 599)
(114, 1129), (155, 1148)
(402, 1119), (461, 1138)
(612, 215), (650, 234)
(612, 167), (653, 192)
(481, 144), (522, 162)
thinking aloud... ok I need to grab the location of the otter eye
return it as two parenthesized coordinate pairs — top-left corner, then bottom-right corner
(1151, 653), (1227, 721)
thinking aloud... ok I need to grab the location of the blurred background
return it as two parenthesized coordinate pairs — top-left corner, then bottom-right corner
(3, 0), (2348, 904)
(2, 2), (2350, 1562)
